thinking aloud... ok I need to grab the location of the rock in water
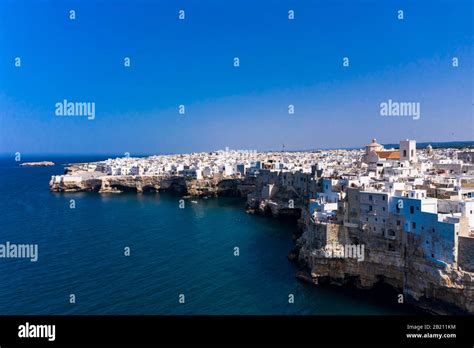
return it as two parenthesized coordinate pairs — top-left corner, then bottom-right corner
(20, 161), (55, 167)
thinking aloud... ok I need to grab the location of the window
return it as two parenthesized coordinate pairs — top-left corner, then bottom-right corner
(382, 207), (385, 211)
(369, 195), (372, 201)
(382, 196), (386, 201)
(410, 206), (414, 214)
(375, 218), (378, 221)
(412, 222), (416, 229)
(369, 205), (372, 211)
(397, 220), (401, 226)
(403, 150), (407, 157)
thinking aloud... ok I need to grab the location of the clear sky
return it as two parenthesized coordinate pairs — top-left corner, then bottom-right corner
(0, 0), (472, 155)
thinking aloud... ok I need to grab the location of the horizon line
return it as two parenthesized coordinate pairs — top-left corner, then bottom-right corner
(1, 140), (473, 158)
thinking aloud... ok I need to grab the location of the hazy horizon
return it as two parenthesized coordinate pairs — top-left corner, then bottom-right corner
(1, 139), (473, 158)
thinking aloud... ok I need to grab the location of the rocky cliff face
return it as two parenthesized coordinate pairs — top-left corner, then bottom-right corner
(246, 197), (302, 219)
(246, 185), (304, 219)
(295, 212), (474, 314)
(50, 175), (102, 192)
(98, 176), (163, 193)
(50, 174), (254, 198)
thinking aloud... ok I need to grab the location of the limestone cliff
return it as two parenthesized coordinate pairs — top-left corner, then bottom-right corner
(295, 211), (474, 314)
(246, 186), (304, 219)
(50, 173), (254, 197)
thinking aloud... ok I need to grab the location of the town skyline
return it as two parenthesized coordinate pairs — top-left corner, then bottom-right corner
(2, 138), (473, 157)
(47, 136), (474, 316)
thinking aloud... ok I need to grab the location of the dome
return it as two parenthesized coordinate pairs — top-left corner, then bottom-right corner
(367, 138), (382, 147)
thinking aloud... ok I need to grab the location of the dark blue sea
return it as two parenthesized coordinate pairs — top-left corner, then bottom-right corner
(0, 155), (419, 315)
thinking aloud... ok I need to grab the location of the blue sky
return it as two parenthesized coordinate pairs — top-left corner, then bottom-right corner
(0, 0), (472, 155)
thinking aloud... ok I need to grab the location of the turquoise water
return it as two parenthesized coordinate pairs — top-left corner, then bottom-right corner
(0, 156), (418, 314)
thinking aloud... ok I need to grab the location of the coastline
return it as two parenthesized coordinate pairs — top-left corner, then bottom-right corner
(46, 160), (474, 315)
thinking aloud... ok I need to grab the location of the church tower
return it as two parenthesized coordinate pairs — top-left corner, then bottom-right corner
(399, 139), (417, 163)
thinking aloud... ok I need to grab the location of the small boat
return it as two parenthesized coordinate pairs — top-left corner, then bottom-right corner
(191, 200), (198, 204)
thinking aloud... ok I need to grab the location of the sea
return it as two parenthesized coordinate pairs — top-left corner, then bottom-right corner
(0, 155), (421, 315)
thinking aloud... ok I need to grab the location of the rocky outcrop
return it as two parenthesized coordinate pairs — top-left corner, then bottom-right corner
(185, 176), (256, 197)
(295, 212), (474, 314)
(247, 198), (302, 219)
(20, 161), (55, 167)
(50, 173), (254, 197)
(49, 175), (102, 192)
(159, 176), (188, 194)
(246, 188), (303, 219)
(98, 176), (163, 193)
(185, 177), (224, 197)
